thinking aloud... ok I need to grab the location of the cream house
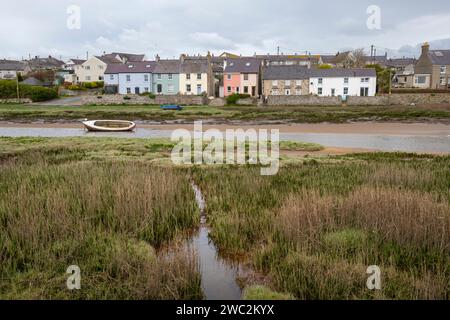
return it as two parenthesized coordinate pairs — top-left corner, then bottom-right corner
(75, 56), (112, 83)
(179, 55), (213, 96)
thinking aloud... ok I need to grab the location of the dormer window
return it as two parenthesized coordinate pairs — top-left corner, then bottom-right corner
(246, 63), (251, 66)
(128, 65), (133, 68)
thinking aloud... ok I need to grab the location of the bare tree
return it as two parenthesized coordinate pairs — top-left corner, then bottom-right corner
(351, 48), (367, 68)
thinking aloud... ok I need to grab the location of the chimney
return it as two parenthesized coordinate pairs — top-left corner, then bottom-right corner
(422, 42), (430, 56)
(206, 51), (211, 62)
(180, 53), (186, 63)
(155, 54), (160, 62)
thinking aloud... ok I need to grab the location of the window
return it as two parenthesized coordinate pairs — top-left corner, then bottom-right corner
(344, 78), (349, 84)
(157, 74), (162, 80)
(227, 86), (231, 93)
(86, 76), (91, 81)
(98, 65), (103, 69)
(126, 75), (131, 82)
(110, 75), (114, 80)
(197, 73), (202, 80)
(361, 78), (365, 83)
(186, 74), (191, 80)
(285, 89), (291, 95)
(168, 84), (174, 93)
(343, 87), (349, 95)
(227, 74), (232, 80)
(144, 87), (149, 92)
(295, 80), (302, 86)
(440, 66), (446, 74)
(99, 76), (103, 80)
(361, 77), (369, 83)
(186, 84), (191, 92)
(236, 87), (240, 93)
(243, 73), (249, 81)
(272, 80), (278, 86)
(285, 80), (291, 86)
(317, 87), (323, 95)
(126, 88), (131, 94)
(318, 78), (323, 84)
(244, 86), (249, 94)
(168, 74), (173, 80)
(144, 75), (149, 82)
(295, 89), (302, 95)
(440, 76), (446, 85)
(85, 66), (90, 70)
(271, 89), (278, 95)
(360, 87), (369, 96)
(365, 78), (370, 82)
(331, 88), (336, 96)
(416, 76), (426, 84)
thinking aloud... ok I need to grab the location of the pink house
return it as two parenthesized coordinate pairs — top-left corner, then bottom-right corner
(223, 58), (262, 97)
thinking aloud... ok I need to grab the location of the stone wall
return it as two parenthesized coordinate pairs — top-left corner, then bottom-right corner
(267, 95), (341, 106)
(388, 93), (450, 105)
(79, 94), (207, 106)
(0, 98), (32, 104)
(236, 98), (258, 105)
(208, 98), (226, 107)
(154, 95), (207, 105)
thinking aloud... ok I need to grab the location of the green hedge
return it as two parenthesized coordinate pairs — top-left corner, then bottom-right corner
(226, 93), (251, 105)
(0, 80), (58, 102)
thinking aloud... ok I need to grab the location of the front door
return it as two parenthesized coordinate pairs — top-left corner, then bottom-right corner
(135, 87), (140, 94)
(157, 84), (162, 94)
(331, 88), (335, 96)
(197, 85), (202, 95)
(252, 86), (256, 96)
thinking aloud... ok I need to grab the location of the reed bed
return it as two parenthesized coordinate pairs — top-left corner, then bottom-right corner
(0, 151), (201, 299)
(193, 153), (450, 299)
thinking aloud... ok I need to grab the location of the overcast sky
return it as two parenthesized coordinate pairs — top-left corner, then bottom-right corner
(2, 0), (450, 61)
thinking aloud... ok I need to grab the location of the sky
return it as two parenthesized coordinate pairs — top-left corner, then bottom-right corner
(2, 0), (450, 61)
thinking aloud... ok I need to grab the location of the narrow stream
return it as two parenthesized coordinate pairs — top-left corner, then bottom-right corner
(189, 182), (242, 300)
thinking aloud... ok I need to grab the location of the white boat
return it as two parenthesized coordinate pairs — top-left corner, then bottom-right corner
(82, 120), (136, 132)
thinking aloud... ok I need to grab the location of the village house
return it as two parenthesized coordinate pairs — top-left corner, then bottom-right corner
(74, 52), (145, 84)
(104, 61), (155, 94)
(179, 53), (214, 97)
(257, 54), (321, 69)
(262, 65), (310, 96)
(309, 68), (377, 97)
(152, 57), (180, 95)
(63, 58), (85, 83)
(0, 59), (30, 79)
(387, 58), (416, 88)
(415, 42), (450, 89)
(26, 55), (65, 71)
(223, 57), (262, 97)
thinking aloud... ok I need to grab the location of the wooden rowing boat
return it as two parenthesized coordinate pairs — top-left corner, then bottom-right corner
(82, 120), (136, 132)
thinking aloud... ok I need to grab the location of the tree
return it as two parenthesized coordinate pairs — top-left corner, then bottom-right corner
(366, 64), (393, 94)
(351, 48), (367, 68)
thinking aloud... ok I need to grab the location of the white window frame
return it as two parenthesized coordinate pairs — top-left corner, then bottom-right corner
(167, 84), (174, 93)
(227, 74), (232, 80)
(285, 88), (291, 95)
(344, 77), (349, 85)
(295, 89), (302, 95)
(126, 75), (131, 82)
(318, 78), (323, 85)
(157, 74), (162, 80)
(440, 66), (446, 74)
(343, 87), (349, 95)
(186, 84), (191, 92)
(197, 73), (202, 80)
(295, 80), (302, 86)
(227, 86), (231, 93)
(144, 74), (149, 82)
(186, 74), (191, 80)
(317, 87), (323, 95)
(168, 74), (173, 80)
(285, 80), (291, 86)
(126, 87), (131, 94)
(109, 75), (114, 80)
(272, 80), (278, 86)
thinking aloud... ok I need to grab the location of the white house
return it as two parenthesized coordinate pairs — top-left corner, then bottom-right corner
(309, 68), (377, 97)
(104, 61), (155, 94)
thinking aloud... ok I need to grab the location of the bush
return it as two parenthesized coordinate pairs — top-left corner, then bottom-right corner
(226, 93), (251, 105)
(82, 81), (104, 89)
(123, 96), (131, 100)
(139, 92), (156, 99)
(0, 80), (58, 102)
(67, 84), (84, 91)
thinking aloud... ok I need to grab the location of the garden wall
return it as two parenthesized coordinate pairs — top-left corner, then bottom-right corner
(0, 98), (32, 104)
(267, 95), (341, 106)
(80, 94), (207, 106)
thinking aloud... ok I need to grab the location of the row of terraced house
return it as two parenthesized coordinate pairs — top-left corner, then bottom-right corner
(1, 41), (449, 98)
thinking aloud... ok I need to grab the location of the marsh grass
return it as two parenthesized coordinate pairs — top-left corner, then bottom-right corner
(0, 147), (202, 299)
(193, 153), (450, 299)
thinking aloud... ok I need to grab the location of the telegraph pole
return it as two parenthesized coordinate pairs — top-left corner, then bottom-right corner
(277, 46), (280, 55)
(16, 69), (20, 100)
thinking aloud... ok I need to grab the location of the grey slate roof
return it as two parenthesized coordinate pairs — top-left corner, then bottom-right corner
(263, 65), (310, 80)
(386, 58), (416, 68)
(310, 68), (376, 78)
(69, 59), (86, 65)
(96, 54), (122, 64)
(180, 59), (209, 74)
(27, 56), (65, 69)
(224, 58), (262, 73)
(105, 61), (155, 74)
(152, 60), (181, 74)
(22, 77), (45, 86)
(0, 59), (27, 71)
(428, 50), (450, 65)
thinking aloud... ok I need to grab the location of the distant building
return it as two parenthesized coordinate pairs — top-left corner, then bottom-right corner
(415, 42), (450, 89)
(0, 59), (30, 79)
(179, 53), (214, 97)
(256, 54), (321, 69)
(262, 65), (310, 96)
(223, 57), (262, 97)
(309, 68), (377, 97)
(104, 61), (155, 94)
(387, 58), (416, 88)
(26, 56), (65, 71)
(262, 65), (377, 97)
